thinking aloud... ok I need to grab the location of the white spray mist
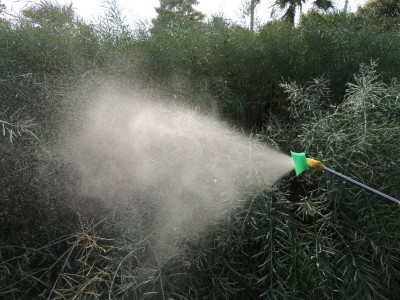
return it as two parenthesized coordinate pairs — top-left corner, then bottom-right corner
(63, 86), (293, 248)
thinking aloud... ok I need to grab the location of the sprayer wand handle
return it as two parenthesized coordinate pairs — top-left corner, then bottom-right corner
(323, 167), (400, 205)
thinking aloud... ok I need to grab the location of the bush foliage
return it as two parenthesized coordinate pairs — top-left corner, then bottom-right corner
(1, 0), (400, 299)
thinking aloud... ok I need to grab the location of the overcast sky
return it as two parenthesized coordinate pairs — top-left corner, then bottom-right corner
(3, 0), (368, 26)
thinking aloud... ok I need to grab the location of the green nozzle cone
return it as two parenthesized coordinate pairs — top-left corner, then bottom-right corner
(291, 151), (309, 176)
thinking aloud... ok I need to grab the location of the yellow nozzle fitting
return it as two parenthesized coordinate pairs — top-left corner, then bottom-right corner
(307, 158), (325, 170)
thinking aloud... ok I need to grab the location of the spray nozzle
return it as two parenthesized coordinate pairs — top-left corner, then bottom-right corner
(291, 152), (325, 175)
(291, 151), (309, 176)
(290, 151), (400, 206)
(306, 158), (325, 170)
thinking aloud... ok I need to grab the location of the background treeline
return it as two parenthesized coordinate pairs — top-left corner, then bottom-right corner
(1, 0), (400, 299)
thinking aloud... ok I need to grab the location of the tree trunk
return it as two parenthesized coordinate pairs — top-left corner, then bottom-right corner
(250, 0), (255, 32)
(283, 3), (296, 26)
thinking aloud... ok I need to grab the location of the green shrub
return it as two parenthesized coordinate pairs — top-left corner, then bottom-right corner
(2, 1), (400, 299)
(260, 63), (400, 299)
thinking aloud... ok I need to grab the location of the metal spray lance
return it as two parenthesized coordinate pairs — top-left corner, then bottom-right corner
(291, 151), (400, 206)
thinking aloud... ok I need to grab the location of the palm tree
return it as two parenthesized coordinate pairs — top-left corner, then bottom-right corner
(274, 0), (333, 26)
(274, 0), (307, 26)
(312, 0), (334, 11)
(247, 0), (334, 29)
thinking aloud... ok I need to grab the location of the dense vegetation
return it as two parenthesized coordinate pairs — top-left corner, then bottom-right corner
(1, 0), (400, 299)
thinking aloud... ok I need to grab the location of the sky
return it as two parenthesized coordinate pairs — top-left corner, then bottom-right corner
(3, 0), (368, 26)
